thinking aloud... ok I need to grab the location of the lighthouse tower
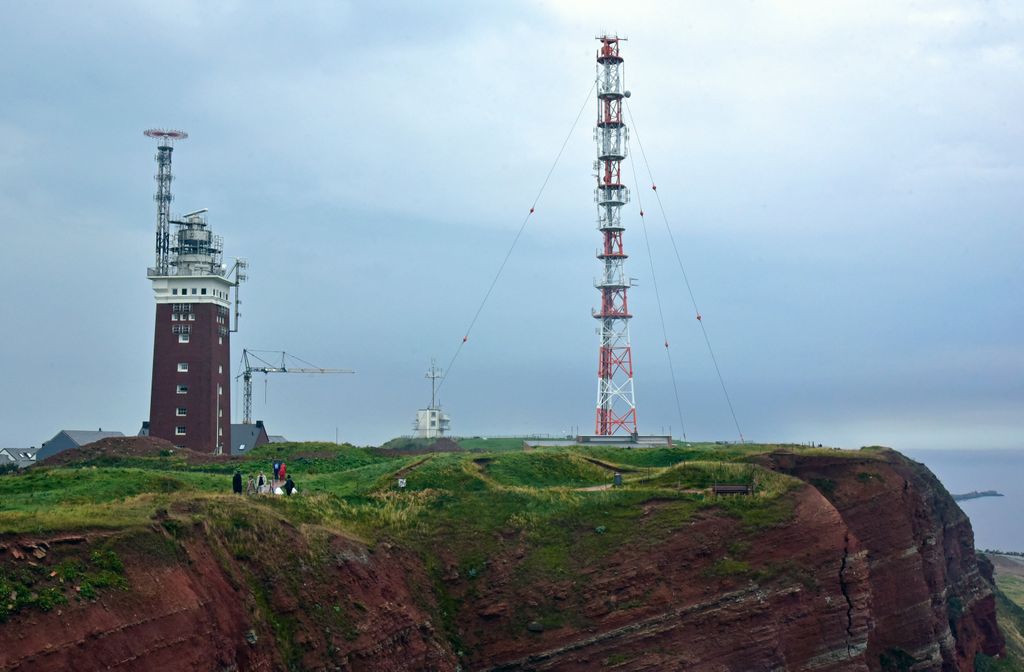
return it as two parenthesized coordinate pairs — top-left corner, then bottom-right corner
(144, 129), (237, 453)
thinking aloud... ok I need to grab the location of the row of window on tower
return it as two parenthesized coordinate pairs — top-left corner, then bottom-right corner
(175, 363), (223, 374)
(175, 405), (223, 415)
(176, 384), (224, 395)
(172, 304), (193, 328)
(174, 424), (224, 436)
(171, 324), (192, 343)
(171, 287), (228, 299)
(171, 326), (227, 344)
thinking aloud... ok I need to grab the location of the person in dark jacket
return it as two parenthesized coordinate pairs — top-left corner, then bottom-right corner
(284, 476), (296, 496)
(232, 470), (243, 494)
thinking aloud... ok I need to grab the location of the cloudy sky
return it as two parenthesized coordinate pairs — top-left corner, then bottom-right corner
(1, 1), (1021, 450)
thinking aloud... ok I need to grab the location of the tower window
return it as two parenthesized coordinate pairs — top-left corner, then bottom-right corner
(177, 362), (189, 372)
(201, 288), (207, 295)
(178, 333), (190, 343)
(172, 288), (178, 295)
(191, 288), (197, 295)
(176, 384), (188, 394)
(176, 407), (187, 416)
(188, 314), (195, 321)
(218, 365), (223, 374)
(175, 426), (186, 436)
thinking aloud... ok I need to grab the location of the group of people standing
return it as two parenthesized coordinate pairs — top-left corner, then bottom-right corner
(232, 460), (297, 496)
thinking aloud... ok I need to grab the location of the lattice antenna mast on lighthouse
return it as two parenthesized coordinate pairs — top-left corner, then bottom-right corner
(144, 129), (188, 275)
(593, 36), (638, 436)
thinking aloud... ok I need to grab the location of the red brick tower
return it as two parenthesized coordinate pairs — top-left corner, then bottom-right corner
(144, 130), (242, 453)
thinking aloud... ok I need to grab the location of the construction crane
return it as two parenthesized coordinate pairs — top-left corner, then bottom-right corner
(238, 349), (354, 425)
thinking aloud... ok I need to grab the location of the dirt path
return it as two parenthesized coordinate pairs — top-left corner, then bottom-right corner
(580, 456), (638, 473)
(394, 455), (433, 478)
(576, 484), (614, 492)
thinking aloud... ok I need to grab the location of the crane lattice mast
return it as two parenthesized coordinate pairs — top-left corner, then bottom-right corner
(239, 349), (354, 424)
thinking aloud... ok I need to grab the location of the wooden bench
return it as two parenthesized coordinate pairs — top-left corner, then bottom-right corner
(712, 483), (753, 496)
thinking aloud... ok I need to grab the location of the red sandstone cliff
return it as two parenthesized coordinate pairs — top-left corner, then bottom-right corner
(0, 449), (1006, 671)
(758, 449), (1004, 671)
(0, 521), (455, 671)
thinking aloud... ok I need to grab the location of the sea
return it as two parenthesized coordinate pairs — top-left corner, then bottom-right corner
(903, 449), (1024, 554)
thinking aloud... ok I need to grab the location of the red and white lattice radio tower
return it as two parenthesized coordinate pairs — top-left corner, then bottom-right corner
(593, 36), (638, 436)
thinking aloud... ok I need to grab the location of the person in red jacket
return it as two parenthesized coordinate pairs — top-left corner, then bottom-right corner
(279, 462), (286, 482)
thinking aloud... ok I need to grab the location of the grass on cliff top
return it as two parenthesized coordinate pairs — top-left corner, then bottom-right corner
(0, 441), (815, 652)
(0, 441), (822, 539)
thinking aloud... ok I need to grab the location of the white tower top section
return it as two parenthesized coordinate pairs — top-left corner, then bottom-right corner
(144, 131), (247, 315)
(171, 210), (224, 276)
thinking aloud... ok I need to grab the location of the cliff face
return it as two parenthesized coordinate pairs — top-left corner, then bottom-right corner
(452, 483), (873, 671)
(760, 449), (1005, 670)
(0, 517), (456, 671)
(0, 449), (1005, 671)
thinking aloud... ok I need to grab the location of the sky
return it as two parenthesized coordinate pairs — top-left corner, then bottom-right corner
(0, 1), (1021, 450)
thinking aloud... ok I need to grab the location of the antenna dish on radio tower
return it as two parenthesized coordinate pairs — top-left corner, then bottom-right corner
(144, 129), (189, 142)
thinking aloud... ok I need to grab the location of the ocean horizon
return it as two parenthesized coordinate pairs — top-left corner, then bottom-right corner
(903, 448), (1024, 554)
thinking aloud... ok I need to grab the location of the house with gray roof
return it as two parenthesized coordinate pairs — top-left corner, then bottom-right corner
(230, 421), (270, 456)
(38, 429), (125, 461)
(0, 446), (40, 469)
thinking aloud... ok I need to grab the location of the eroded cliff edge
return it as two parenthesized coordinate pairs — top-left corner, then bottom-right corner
(0, 446), (1007, 671)
(758, 449), (1005, 670)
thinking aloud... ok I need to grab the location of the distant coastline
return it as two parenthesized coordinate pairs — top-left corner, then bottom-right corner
(952, 490), (1004, 502)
